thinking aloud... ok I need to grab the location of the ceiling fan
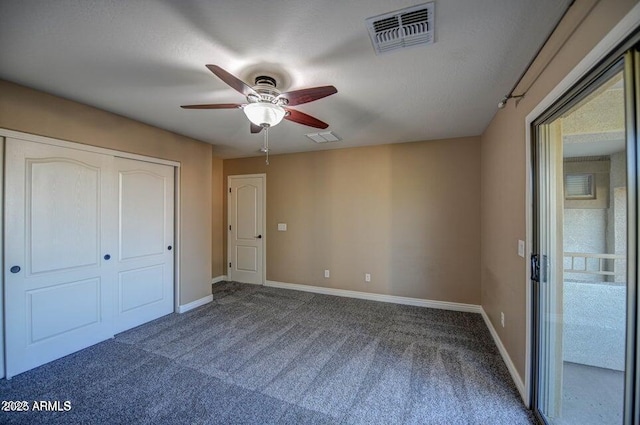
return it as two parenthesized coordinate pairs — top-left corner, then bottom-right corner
(181, 65), (337, 133)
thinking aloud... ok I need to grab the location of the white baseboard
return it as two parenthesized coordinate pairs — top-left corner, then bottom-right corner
(480, 308), (526, 403)
(211, 275), (227, 284)
(264, 280), (482, 313)
(178, 294), (213, 313)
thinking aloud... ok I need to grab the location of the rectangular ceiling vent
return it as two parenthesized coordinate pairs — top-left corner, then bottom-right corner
(306, 131), (341, 143)
(365, 2), (435, 55)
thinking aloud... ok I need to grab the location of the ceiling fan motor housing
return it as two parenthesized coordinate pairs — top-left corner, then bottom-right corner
(248, 75), (289, 106)
(254, 75), (277, 87)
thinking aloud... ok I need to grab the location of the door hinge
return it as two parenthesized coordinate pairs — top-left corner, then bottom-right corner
(229, 225), (231, 231)
(229, 262), (231, 268)
(229, 188), (231, 193)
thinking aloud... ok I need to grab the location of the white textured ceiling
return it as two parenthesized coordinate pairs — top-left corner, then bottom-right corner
(0, 0), (571, 158)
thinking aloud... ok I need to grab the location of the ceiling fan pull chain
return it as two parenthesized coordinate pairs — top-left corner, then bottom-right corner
(264, 126), (270, 165)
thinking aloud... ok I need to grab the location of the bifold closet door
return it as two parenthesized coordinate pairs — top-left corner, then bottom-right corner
(4, 138), (116, 378)
(113, 157), (174, 333)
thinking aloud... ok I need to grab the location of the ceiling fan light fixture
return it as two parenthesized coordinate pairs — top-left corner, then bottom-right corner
(243, 102), (285, 127)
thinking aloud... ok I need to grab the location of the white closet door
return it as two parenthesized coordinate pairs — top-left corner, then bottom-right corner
(114, 157), (174, 333)
(4, 138), (116, 378)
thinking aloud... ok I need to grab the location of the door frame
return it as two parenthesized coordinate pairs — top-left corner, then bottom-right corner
(525, 7), (640, 422)
(227, 174), (267, 285)
(0, 135), (4, 379)
(0, 128), (181, 379)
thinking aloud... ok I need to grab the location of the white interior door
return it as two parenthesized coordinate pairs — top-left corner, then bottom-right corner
(228, 175), (264, 285)
(4, 138), (116, 378)
(114, 157), (174, 333)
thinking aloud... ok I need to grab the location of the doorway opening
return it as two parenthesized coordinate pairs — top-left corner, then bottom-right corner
(531, 42), (639, 424)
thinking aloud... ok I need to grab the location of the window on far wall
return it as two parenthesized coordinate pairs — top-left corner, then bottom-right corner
(565, 173), (595, 199)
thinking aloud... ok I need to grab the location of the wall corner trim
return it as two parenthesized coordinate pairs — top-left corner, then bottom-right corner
(178, 294), (213, 313)
(480, 308), (527, 405)
(212, 275), (227, 284)
(265, 280), (482, 313)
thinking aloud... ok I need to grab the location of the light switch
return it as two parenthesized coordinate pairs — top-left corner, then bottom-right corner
(278, 223), (287, 231)
(518, 240), (525, 258)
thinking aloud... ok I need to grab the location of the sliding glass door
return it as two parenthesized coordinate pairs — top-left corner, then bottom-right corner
(532, 42), (639, 425)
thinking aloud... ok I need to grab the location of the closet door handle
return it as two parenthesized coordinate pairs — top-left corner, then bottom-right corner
(10, 265), (21, 274)
(168, 245), (172, 251)
(104, 254), (111, 260)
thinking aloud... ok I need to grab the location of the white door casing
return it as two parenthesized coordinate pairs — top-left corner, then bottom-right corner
(228, 175), (265, 285)
(114, 158), (174, 333)
(0, 136), (4, 379)
(4, 139), (116, 378)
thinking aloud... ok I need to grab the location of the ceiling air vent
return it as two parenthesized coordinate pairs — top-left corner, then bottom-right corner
(306, 131), (341, 143)
(365, 2), (435, 55)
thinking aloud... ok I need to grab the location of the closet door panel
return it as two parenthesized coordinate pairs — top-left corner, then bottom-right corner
(114, 157), (174, 333)
(4, 138), (116, 378)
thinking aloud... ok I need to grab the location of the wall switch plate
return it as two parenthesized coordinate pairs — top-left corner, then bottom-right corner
(501, 312), (505, 327)
(278, 223), (287, 231)
(324, 269), (330, 278)
(365, 273), (371, 282)
(517, 240), (525, 258)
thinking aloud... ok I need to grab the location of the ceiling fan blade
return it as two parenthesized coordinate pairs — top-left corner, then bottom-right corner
(206, 65), (258, 98)
(250, 123), (263, 134)
(180, 103), (243, 109)
(284, 108), (329, 129)
(278, 86), (337, 106)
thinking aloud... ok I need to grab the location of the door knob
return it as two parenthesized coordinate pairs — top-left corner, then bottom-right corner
(168, 245), (172, 250)
(255, 235), (262, 239)
(104, 254), (111, 260)
(10, 265), (21, 274)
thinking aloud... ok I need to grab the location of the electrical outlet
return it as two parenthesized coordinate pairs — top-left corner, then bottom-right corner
(501, 312), (505, 328)
(365, 273), (371, 282)
(324, 269), (330, 278)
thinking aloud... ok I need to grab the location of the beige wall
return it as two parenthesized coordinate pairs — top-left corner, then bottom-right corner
(224, 137), (481, 304)
(212, 155), (225, 278)
(480, 0), (638, 382)
(0, 80), (213, 305)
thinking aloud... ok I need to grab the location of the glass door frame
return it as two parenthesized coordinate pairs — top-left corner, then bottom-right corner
(530, 33), (640, 425)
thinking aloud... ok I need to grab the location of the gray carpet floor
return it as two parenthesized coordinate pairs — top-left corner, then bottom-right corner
(0, 282), (534, 424)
